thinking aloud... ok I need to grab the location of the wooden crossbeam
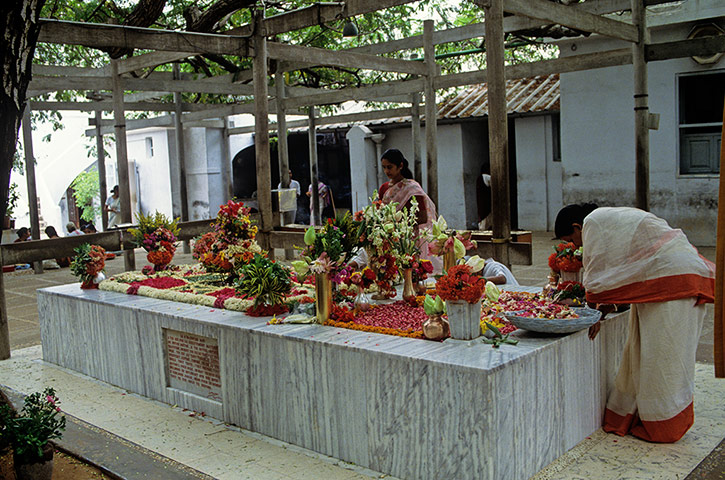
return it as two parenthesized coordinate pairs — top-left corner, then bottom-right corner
(266, 42), (427, 75)
(284, 77), (425, 109)
(29, 100), (209, 112)
(646, 35), (725, 62)
(498, 0), (639, 43)
(38, 19), (253, 56)
(227, 106), (413, 135)
(28, 75), (255, 95)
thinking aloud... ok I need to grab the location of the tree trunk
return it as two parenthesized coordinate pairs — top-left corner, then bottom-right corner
(106, 0), (167, 59)
(0, 0), (46, 221)
(0, 0), (46, 360)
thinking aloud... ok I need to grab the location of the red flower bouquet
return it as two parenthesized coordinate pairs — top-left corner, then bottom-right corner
(435, 264), (486, 304)
(411, 259), (434, 283)
(548, 242), (583, 273)
(348, 267), (376, 290)
(70, 243), (106, 289)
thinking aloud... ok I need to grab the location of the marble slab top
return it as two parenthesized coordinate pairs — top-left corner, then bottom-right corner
(40, 283), (607, 375)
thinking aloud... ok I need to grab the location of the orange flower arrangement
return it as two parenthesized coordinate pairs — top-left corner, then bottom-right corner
(548, 242), (583, 273)
(324, 318), (425, 339)
(435, 264), (486, 303)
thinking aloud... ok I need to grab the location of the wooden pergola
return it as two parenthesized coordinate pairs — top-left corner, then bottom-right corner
(2, 0), (725, 370)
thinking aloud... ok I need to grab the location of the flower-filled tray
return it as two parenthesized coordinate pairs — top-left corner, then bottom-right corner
(503, 307), (602, 334)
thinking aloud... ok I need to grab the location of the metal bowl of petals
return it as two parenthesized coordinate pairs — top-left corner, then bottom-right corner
(503, 307), (602, 334)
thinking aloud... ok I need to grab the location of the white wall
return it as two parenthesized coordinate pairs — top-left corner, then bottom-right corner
(558, 18), (723, 246)
(515, 116), (562, 231)
(128, 128), (174, 219)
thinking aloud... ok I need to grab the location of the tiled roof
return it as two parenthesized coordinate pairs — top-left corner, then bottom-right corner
(315, 73), (560, 131)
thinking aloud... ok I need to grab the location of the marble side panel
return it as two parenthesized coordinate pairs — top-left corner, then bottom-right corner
(37, 284), (631, 480)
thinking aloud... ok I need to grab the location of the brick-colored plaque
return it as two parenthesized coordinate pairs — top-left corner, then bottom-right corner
(165, 329), (222, 402)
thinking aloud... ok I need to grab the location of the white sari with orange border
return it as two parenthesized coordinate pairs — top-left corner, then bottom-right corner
(582, 207), (715, 443)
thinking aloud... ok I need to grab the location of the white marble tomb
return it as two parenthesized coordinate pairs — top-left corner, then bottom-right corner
(38, 284), (629, 480)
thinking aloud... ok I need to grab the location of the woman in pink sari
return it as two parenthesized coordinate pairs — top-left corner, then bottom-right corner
(379, 149), (441, 270)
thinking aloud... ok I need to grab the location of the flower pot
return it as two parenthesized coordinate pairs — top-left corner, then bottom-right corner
(442, 250), (455, 272)
(14, 444), (54, 480)
(423, 314), (450, 340)
(446, 300), (482, 340)
(559, 270), (582, 283)
(414, 281), (427, 296)
(315, 273), (332, 324)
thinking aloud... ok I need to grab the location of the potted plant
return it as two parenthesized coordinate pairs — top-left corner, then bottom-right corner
(435, 256), (487, 340)
(0, 387), (66, 480)
(3, 182), (19, 230)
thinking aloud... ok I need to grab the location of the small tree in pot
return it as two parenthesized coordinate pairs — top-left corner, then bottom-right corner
(0, 387), (66, 480)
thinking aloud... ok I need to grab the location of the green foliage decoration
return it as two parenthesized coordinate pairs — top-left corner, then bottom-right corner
(234, 254), (292, 307)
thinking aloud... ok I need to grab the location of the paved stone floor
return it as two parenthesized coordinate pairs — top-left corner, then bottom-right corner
(1, 235), (723, 479)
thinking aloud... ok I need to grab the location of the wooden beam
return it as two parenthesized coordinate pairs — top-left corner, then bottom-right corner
(411, 92), (422, 185)
(646, 35), (725, 62)
(28, 75), (255, 96)
(227, 106), (412, 135)
(309, 107), (321, 226)
(285, 77), (425, 109)
(266, 41), (427, 76)
(632, 0), (650, 211)
(500, 0), (639, 43)
(172, 64), (190, 254)
(29, 100), (209, 112)
(229, 0), (418, 37)
(253, 13), (274, 238)
(95, 111), (109, 231)
(21, 108), (43, 274)
(424, 20), (438, 208)
(85, 115), (174, 137)
(111, 59), (135, 270)
(116, 51), (190, 75)
(485, 0), (512, 266)
(38, 19), (253, 56)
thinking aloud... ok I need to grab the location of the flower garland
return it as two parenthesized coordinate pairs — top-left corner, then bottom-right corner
(435, 264), (486, 303)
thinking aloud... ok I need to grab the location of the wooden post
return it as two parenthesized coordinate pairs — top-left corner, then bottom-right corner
(111, 58), (135, 271)
(309, 107), (321, 226)
(276, 72), (290, 190)
(632, 0), (650, 211)
(172, 63), (191, 253)
(484, 0), (511, 265)
(714, 99), (725, 378)
(253, 12), (273, 241)
(424, 20), (438, 207)
(21, 108), (42, 274)
(95, 110), (108, 231)
(411, 92), (423, 185)
(0, 250), (10, 359)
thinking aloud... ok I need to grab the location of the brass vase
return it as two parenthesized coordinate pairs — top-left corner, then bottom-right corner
(423, 314), (450, 341)
(315, 272), (332, 324)
(402, 268), (415, 303)
(443, 250), (456, 272)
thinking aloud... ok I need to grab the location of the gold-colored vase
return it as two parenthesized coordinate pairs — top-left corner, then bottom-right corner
(315, 273), (332, 324)
(402, 268), (415, 303)
(443, 250), (456, 272)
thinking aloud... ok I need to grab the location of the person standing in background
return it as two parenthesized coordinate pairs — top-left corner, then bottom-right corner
(104, 185), (121, 228)
(278, 170), (301, 225)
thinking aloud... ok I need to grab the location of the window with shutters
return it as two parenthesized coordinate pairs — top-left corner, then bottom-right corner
(678, 71), (724, 175)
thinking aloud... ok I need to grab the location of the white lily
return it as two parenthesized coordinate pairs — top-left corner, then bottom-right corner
(465, 255), (485, 273)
